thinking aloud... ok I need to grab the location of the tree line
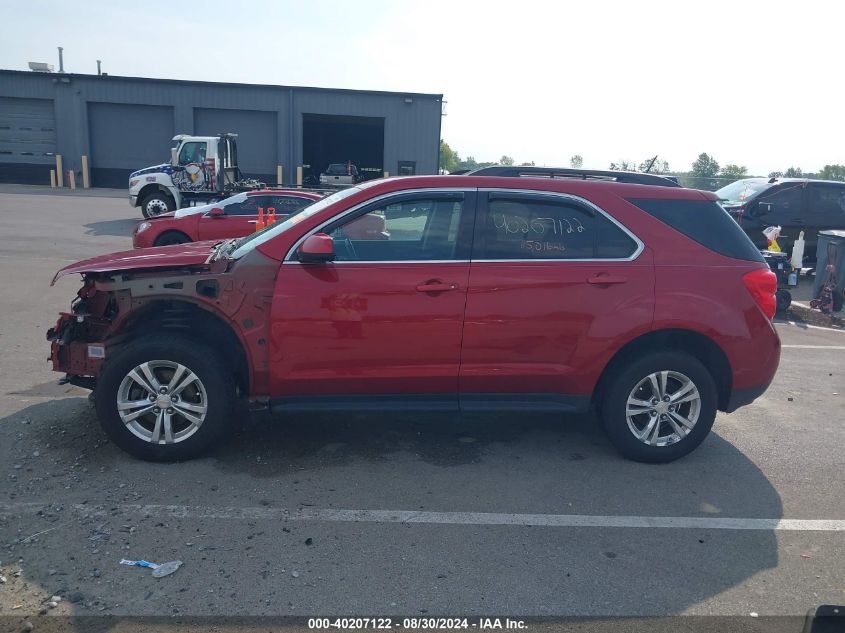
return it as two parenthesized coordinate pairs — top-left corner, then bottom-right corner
(439, 141), (845, 189)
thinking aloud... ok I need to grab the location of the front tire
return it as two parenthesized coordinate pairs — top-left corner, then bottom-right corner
(153, 231), (191, 247)
(600, 352), (717, 463)
(94, 335), (236, 461)
(140, 192), (175, 218)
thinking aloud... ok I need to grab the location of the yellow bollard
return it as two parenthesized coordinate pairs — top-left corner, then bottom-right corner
(50, 169), (56, 188)
(277, 165), (283, 186)
(383, 171), (389, 178)
(81, 155), (90, 189)
(68, 170), (76, 190)
(55, 155), (64, 187)
(296, 166), (303, 187)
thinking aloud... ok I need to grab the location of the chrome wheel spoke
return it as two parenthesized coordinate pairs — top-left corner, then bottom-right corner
(647, 373), (661, 399)
(167, 364), (187, 391)
(669, 410), (696, 431)
(128, 368), (157, 396)
(626, 396), (652, 417)
(636, 416), (658, 443)
(118, 398), (154, 412)
(139, 362), (162, 392)
(172, 404), (204, 426)
(171, 370), (199, 397)
(666, 414), (688, 438)
(669, 380), (698, 404)
(122, 404), (156, 423)
(173, 400), (206, 414)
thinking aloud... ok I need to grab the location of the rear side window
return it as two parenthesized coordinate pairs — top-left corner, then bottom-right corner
(628, 198), (764, 262)
(475, 195), (638, 260)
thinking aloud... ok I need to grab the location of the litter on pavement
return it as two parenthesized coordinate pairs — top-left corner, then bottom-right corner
(119, 558), (183, 578)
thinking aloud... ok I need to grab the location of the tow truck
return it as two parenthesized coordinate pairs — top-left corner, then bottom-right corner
(129, 133), (265, 218)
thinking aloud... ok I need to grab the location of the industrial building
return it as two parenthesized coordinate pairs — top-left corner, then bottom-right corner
(0, 69), (443, 188)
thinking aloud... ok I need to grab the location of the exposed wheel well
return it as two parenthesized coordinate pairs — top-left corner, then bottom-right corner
(593, 329), (732, 412)
(108, 299), (250, 396)
(136, 184), (174, 207)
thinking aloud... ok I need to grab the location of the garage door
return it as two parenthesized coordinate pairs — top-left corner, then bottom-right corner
(88, 102), (174, 187)
(0, 97), (56, 184)
(194, 108), (277, 183)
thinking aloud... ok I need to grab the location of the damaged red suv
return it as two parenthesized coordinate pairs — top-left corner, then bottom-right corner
(48, 169), (780, 463)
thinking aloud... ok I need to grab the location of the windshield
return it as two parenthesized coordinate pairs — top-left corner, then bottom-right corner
(326, 164), (352, 175)
(229, 187), (362, 259)
(714, 179), (771, 205)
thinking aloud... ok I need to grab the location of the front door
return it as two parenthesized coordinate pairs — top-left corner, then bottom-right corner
(460, 190), (654, 411)
(268, 190), (476, 408)
(197, 195), (267, 241)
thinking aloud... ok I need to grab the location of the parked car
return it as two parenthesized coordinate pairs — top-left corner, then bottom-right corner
(132, 190), (323, 247)
(320, 162), (361, 187)
(48, 173), (780, 464)
(716, 178), (845, 259)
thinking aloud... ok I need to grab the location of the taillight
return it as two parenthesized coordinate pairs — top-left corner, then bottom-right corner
(743, 268), (777, 319)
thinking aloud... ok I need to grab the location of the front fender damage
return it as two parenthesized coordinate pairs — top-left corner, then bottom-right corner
(48, 250), (277, 399)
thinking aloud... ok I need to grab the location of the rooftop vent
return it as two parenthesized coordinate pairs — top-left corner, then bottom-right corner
(28, 62), (55, 73)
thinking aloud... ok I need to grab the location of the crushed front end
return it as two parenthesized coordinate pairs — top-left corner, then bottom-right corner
(46, 277), (116, 389)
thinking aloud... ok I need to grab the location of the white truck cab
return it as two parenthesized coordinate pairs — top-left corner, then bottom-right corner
(129, 133), (260, 218)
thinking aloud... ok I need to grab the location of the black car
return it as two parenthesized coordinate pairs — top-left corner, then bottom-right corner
(716, 178), (845, 260)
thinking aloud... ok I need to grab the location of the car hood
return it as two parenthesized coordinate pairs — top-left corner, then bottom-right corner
(52, 241), (219, 285)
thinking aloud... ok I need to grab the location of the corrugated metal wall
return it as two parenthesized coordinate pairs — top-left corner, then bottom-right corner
(0, 70), (442, 188)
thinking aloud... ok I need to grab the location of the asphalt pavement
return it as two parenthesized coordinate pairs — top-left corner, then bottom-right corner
(0, 187), (843, 632)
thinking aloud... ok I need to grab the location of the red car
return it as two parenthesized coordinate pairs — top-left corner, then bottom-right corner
(132, 189), (323, 247)
(48, 171), (780, 463)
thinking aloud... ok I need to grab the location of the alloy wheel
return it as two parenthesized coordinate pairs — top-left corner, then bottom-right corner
(625, 370), (701, 447)
(116, 360), (208, 444)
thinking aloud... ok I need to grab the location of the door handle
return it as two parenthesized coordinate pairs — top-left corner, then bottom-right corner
(416, 280), (458, 293)
(587, 274), (627, 285)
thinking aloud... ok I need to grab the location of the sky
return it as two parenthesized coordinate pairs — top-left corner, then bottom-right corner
(1, 0), (843, 176)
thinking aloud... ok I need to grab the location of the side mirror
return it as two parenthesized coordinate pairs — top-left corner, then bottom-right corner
(297, 233), (335, 263)
(170, 147), (178, 167)
(209, 207), (225, 217)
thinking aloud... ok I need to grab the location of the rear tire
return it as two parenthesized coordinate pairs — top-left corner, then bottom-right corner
(140, 192), (175, 218)
(94, 334), (236, 461)
(599, 351), (717, 463)
(153, 231), (191, 247)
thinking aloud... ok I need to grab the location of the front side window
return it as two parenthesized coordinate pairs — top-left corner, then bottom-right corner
(756, 183), (803, 219)
(474, 195), (636, 260)
(224, 196), (264, 216)
(178, 142), (206, 165)
(328, 196), (465, 261)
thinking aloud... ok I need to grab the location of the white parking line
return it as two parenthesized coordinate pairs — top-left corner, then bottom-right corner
(781, 344), (845, 349)
(2, 503), (844, 532)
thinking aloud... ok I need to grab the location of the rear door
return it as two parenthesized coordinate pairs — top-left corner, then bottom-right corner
(459, 190), (654, 411)
(196, 194), (267, 241)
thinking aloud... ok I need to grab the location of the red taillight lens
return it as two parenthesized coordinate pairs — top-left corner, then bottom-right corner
(743, 268), (778, 319)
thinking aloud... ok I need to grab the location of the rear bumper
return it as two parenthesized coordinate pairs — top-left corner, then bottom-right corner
(725, 382), (771, 413)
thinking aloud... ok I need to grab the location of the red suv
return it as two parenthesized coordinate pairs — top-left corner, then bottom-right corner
(48, 172), (780, 463)
(132, 189), (323, 247)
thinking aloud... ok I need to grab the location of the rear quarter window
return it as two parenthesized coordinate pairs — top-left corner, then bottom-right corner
(627, 198), (764, 263)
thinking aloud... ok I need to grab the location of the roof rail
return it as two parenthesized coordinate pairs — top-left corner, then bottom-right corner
(464, 165), (680, 187)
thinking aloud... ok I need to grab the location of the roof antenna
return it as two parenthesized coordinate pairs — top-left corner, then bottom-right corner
(644, 155), (658, 173)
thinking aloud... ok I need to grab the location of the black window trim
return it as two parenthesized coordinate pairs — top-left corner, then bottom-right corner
(283, 187), (478, 264)
(472, 188), (644, 263)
